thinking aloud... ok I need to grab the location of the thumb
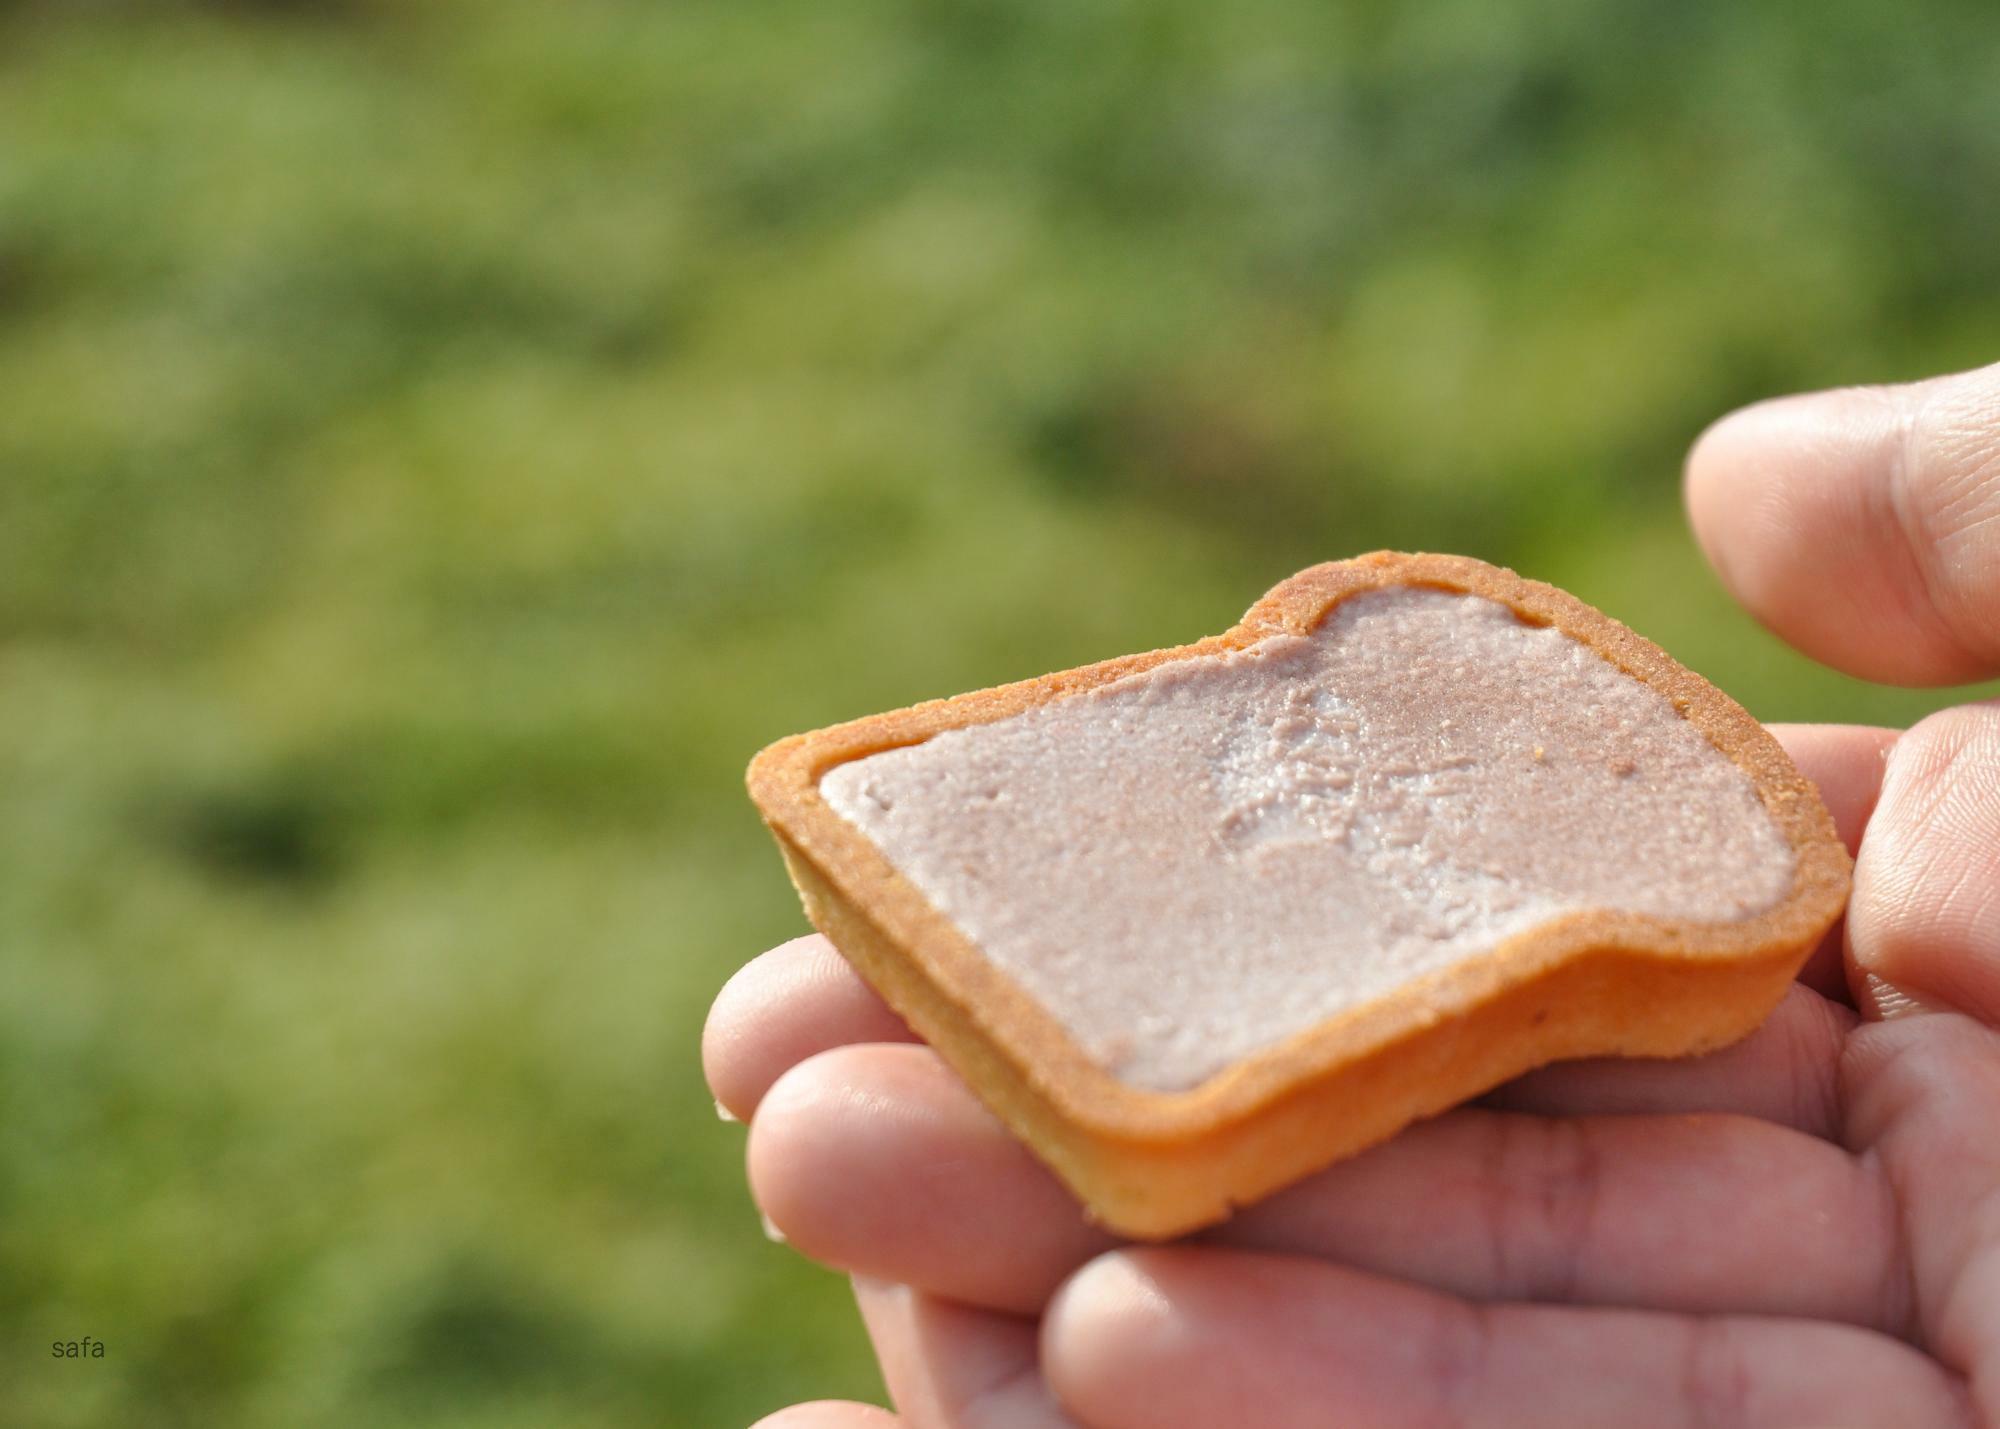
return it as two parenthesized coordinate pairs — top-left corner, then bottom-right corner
(1847, 701), (2000, 1026)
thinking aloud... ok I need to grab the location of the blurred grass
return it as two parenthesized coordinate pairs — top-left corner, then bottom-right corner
(3, 1), (1998, 1424)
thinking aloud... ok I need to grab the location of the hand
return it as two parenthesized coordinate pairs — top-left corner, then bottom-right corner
(711, 361), (2000, 1428)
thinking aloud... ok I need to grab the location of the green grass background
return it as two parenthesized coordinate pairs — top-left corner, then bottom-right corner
(3, 1), (1998, 1424)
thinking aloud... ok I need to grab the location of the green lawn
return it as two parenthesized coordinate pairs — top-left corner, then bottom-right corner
(3, 2), (1997, 1424)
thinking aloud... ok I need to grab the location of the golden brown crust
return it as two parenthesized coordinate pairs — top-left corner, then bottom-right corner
(746, 552), (1852, 1238)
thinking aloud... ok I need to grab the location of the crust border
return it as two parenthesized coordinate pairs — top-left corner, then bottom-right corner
(745, 552), (1852, 1237)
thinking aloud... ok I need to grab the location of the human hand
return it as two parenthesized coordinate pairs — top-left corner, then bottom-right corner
(712, 361), (2000, 1427)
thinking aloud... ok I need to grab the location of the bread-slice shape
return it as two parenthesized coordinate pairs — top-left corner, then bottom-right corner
(745, 552), (1851, 1239)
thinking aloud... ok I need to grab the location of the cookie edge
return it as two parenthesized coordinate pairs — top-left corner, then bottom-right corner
(743, 551), (1852, 1237)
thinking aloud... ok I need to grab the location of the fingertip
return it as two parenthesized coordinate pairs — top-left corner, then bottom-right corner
(1682, 397), (1787, 600)
(1684, 386), (1936, 681)
(744, 1042), (985, 1268)
(1049, 1248), (1361, 1427)
(1043, 1250), (1180, 1421)
(704, 934), (915, 1121)
(705, 934), (821, 1118)
(749, 1043), (1109, 1312)
(1846, 700), (2000, 1025)
(749, 1402), (900, 1429)
(744, 1043), (885, 1262)
(1685, 368), (2000, 685)
(701, 966), (760, 1123)
(1683, 390), (1859, 584)
(1047, 1248), (1172, 1333)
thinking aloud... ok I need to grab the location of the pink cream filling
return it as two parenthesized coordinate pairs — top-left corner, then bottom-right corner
(820, 588), (1796, 1092)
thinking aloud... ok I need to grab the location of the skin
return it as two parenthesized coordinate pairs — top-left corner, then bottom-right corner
(719, 360), (2000, 1429)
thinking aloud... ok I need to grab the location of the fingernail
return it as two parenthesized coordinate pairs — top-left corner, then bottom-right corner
(1858, 971), (1944, 1021)
(715, 1098), (740, 1123)
(760, 1210), (788, 1245)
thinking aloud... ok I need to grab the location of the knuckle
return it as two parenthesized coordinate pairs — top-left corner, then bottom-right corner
(1485, 1116), (1602, 1302)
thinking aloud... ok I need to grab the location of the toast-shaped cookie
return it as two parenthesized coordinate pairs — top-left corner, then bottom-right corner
(746, 553), (1850, 1238)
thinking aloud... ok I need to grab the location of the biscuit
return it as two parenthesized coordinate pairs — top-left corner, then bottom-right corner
(746, 553), (1851, 1238)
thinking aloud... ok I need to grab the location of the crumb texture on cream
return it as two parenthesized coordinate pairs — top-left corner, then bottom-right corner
(818, 589), (1796, 1092)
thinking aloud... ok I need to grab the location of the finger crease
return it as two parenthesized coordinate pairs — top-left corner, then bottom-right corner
(1527, 1119), (1602, 1303)
(1783, 993), (1846, 1138)
(1423, 1299), (1489, 1429)
(1679, 1318), (1754, 1429)
(1861, 1147), (1922, 1344)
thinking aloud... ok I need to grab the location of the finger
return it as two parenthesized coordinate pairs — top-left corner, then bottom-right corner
(1768, 722), (1897, 997)
(705, 934), (917, 1121)
(1840, 1013), (2000, 1400)
(751, 1404), (901, 1429)
(1486, 982), (1855, 1133)
(1213, 1105), (1908, 1332)
(1044, 1248), (1971, 1429)
(750, 1045), (1910, 1334)
(1768, 723), (1897, 856)
(1847, 701), (2000, 1024)
(750, 1045), (1116, 1315)
(851, 1277), (1080, 1429)
(1685, 359), (2000, 685)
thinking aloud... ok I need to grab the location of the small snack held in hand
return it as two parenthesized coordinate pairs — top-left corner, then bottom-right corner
(746, 553), (1851, 1238)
